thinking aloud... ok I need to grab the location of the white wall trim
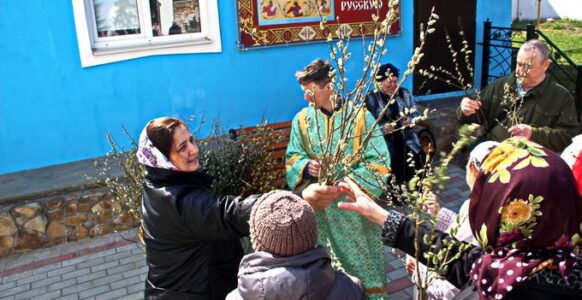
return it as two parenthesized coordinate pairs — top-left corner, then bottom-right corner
(72, 0), (222, 68)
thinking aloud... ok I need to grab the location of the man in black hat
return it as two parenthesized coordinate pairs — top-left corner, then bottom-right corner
(365, 63), (425, 185)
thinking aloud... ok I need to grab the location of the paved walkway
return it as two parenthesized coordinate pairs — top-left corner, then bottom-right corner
(0, 165), (469, 300)
(0, 229), (144, 300)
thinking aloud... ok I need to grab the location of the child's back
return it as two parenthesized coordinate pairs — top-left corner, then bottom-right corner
(226, 190), (366, 300)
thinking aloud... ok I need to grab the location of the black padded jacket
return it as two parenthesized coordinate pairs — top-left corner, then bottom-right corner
(141, 166), (258, 300)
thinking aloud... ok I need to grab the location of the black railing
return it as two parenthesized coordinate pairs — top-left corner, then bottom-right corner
(480, 19), (582, 116)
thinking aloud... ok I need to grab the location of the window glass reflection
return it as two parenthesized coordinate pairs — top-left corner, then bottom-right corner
(94, 0), (141, 37)
(150, 0), (201, 36)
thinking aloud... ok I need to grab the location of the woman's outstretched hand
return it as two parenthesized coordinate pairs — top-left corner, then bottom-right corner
(302, 183), (343, 211)
(337, 177), (389, 226)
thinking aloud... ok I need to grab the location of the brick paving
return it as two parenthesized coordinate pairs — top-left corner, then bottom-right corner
(0, 165), (469, 300)
(0, 230), (144, 300)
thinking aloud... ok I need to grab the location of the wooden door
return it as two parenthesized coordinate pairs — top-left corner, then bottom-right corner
(413, 0), (477, 95)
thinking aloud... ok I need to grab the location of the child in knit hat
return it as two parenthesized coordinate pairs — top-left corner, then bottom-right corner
(226, 190), (366, 300)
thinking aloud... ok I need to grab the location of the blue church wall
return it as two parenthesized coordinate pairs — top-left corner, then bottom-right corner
(0, 0), (510, 174)
(475, 1), (513, 87)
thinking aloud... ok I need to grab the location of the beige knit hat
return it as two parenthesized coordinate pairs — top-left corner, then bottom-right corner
(249, 190), (318, 257)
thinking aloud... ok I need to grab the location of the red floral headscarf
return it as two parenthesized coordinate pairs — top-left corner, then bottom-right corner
(468, 137), (582, 299)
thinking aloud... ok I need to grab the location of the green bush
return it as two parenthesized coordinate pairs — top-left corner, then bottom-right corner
(552, 22), (566, 30)
(198, 120), (284, 197)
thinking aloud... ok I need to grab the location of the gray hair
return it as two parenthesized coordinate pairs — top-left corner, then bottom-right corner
(520, 39), (550, 62)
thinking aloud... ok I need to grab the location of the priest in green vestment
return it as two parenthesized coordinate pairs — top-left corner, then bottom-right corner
(286, 59), (391, 299)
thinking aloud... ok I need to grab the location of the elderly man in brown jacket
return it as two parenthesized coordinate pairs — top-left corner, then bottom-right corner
(458, 39), (579, 152)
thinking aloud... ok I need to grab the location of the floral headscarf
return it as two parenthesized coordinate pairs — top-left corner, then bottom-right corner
(136, 125), (178, 170)
(468, 141), (500, 172)
(468, 137), (582, 299)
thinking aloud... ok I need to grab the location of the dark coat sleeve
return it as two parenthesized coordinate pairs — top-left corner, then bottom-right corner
(530, 90), (578, 152)
(179, 190), (259, 240)
(382, 210), (483, 289)
(364, 92), (379, 119)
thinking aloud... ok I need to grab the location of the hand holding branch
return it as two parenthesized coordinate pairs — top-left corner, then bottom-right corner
(307, 160), (321, 177)
(460, 97), (481, 116)
(422, 192), (440, 217)
(508, 124), (533, 139)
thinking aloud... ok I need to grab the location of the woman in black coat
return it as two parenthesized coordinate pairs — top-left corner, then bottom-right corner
(137, 117), (341, 299)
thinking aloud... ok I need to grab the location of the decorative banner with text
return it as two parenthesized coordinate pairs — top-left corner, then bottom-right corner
(237, 0), (401, 50)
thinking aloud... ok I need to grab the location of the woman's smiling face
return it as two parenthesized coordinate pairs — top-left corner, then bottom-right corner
(168, 125), (199, 172)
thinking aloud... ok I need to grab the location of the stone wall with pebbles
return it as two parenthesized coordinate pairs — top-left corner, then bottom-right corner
(0, 188), (137, 257)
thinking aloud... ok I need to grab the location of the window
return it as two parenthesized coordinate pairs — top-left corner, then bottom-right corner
(72, 0), (221, 67)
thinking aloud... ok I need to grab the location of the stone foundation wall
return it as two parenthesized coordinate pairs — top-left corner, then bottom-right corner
(0, 188), (136, 258)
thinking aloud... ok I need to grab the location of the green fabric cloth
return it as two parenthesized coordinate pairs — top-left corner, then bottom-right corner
(285, 104), (391, 298)
(457, 72), (579, 152)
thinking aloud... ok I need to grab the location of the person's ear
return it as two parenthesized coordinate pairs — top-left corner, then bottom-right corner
(467, 163), (478, 187)
(324, 82), (332, 91)
(470, 163), (478, 176)
(542, 59), (551, 72)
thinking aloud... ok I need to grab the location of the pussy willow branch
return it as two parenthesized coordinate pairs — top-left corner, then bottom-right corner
(411, 124), (478, 296)
(319, 0), (397, 121)
(351, 8), (439, 167)
(417, 26), (487, 126)
(312, 2), (437, 186)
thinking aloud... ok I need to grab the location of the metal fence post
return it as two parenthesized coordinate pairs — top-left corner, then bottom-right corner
(526, 23), (537, 41)
(481, 19), (491, 88)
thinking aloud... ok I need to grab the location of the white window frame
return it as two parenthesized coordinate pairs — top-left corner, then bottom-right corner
(72, 0), (221, 67)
